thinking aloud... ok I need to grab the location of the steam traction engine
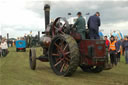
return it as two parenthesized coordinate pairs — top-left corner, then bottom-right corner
(29, 4), (110, 76)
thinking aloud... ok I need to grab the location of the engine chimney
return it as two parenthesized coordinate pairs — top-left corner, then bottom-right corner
(44, 4), (50, 30)
(38, 31), (40, 43)
(7, 33), (9, 40)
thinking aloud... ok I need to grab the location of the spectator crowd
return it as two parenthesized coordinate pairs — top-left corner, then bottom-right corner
(104, 35), (128, 66)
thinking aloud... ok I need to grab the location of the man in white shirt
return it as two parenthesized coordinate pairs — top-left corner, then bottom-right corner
(1, 39), (8, 57)
(1, 40), (8, 49)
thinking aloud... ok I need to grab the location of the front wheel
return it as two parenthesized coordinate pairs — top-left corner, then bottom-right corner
(29, 48), (36, 70)
(49, 34), (80, 76)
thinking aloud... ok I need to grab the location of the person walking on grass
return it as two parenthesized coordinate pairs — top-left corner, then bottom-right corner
(122, 36), (128, 64)
(104, 36), (109, 47)
(109, 36), (117, 66)
(115, 36), (122, 62)
(104, 36), (109, 63)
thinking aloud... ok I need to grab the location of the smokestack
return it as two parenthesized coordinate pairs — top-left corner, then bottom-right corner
(7, 33), (9, 47)
(38, 31), (40, 43)
(44, 4), (50, 30)
(7, 33), (9, 40)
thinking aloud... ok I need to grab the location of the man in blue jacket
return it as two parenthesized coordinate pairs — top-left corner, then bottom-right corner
(88, 12), (101, 39)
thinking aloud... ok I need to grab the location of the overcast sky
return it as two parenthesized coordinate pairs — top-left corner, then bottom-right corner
(0, 0), (128, 38)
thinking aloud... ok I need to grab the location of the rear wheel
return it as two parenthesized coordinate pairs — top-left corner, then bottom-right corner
(80, 65), (91, 72)
(24, 48), (26, 52)
(80, 65), (104, 73)
(49, 34), (80, 76)
(89, 66), (104, 73)
(29, 48), (36, 70)
(16, 48), (19, 52)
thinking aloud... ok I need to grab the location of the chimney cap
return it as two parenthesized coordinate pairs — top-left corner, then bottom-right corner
(44, 4), (50, 11)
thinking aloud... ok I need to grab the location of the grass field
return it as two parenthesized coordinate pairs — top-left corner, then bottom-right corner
(0, 47), (128, 85)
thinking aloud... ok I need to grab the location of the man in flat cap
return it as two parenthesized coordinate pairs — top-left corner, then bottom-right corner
(73, 12), (86, 39)
(88, 12), (101, 39)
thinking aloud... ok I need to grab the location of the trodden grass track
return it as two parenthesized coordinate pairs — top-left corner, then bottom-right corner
(0, 47), (128, 85)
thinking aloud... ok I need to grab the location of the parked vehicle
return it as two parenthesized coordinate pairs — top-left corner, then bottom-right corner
(16, 40), (26, 52)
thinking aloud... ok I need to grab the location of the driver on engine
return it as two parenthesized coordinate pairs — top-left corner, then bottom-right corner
(73, 12), (86, 39)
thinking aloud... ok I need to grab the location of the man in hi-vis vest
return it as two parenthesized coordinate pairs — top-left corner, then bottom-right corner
(109, 36), (117, 66)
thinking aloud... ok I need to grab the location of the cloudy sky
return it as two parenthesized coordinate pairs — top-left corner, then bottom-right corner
(0, 0), (128, 38)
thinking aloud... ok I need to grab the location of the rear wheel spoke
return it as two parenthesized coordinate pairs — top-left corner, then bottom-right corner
(54, 58), (63, 67)
(60, 39), (64, 49)
(64, 62), (69, 71)
(63, 44), (68, 51)
(55, 43), (61, 50)
(60, 63), (65, 72)
(64, 57), (70, 62)
(65, 51), (70, 55)
(56, 57), (61, 62)
(54, 43), (64, 53)
(52, 53), (60, 56)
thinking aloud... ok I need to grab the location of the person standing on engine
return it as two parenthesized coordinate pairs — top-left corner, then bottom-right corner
(88, 12), (101, 39)
(73, 12), (86, 39)
(109, 36), (117, 66)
